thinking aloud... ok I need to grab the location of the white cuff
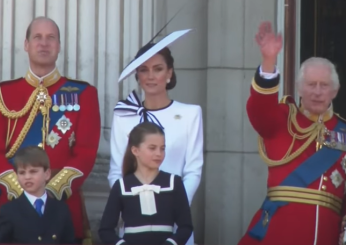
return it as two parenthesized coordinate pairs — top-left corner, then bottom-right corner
(115, 239), (126, 245)
(259, 65), (280, 79)
(166, 238), (178, 245)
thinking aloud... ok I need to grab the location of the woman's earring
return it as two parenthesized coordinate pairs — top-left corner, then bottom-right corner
(167, 79), (170, 84)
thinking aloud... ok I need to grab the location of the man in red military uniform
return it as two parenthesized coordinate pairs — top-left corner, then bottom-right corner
(0, 17), (100, 244)
(237, 21), (346, 245)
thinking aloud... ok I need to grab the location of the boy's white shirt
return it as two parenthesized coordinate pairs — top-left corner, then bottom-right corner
(24, 190), (47, 214)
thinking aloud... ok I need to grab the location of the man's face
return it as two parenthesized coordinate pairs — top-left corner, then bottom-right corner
(24, 20), (60, 68)
(299, 65), (339, 115)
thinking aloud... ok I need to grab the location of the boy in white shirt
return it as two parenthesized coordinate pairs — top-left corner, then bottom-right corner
(0, 146), (76, 244)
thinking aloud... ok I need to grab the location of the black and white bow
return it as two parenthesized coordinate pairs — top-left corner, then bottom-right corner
(114, 90), (164, 129)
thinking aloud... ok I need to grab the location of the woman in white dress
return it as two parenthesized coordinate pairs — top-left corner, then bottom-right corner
(108, 30), (204, 245)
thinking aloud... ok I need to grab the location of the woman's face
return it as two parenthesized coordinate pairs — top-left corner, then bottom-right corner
(136, 54), (173, 96)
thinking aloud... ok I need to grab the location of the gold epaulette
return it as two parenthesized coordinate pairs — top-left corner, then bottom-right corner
(46, 167), (84, 200)
(279, 95), (296, 105)
(0, 170), (23, 200)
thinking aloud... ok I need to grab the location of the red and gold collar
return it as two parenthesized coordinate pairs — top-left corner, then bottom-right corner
(299, 104), (334, 122)
(25, 67), (61, 87)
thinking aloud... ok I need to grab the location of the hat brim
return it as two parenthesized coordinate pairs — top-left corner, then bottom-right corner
(118, 29), (192, 83)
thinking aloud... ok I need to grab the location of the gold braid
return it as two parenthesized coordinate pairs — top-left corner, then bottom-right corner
(0, 85), (51, 159)
(0, 87), (38, 118)
(258, 104), (325, 167)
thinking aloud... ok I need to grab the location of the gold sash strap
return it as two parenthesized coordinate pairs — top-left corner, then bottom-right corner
(267, 186), (342, 214)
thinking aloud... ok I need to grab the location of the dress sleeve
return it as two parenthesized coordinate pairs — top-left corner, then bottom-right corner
(182, 106), (204, 205)
(98, 180), (127, 245)
(163, 176), (193, 245)
(108, 113), (128, 188)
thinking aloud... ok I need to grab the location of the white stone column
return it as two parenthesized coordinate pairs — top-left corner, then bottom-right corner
(205, 0), (277, 244)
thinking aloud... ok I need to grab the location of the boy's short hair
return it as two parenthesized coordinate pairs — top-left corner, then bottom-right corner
(13, 146), (50, 172)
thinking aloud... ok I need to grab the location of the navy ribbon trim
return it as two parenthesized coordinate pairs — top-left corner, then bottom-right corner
(114, 90), (164, 129)
(7, 81), (88, 164)
(249, 119), (346, 240)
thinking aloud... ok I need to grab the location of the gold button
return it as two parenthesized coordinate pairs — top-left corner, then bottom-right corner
(323, 176), (328, 181)
(321, 185), (327, 190)
(52, 235), (57, 240)
(38, 143), (43, 148)
(38, 236), (42, 241)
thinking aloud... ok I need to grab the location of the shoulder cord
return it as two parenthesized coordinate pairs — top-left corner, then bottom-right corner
(0, 86), (51, 158)
(258, 104), (325, 166)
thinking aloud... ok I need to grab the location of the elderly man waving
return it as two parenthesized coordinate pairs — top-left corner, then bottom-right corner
(238, 21), (346, 245)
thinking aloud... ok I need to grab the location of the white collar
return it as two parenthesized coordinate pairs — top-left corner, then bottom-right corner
(29, 66), (58, 81)
(24, 191), (47, 206)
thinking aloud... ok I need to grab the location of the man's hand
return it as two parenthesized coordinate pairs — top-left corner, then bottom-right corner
(255, 21), (283, 72)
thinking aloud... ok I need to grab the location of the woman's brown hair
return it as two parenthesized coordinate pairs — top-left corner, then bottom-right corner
(122, 122), (165, 176)
(134, 44), (177, 90)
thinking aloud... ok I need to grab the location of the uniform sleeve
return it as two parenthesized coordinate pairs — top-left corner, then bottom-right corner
(0, 205), (13, 243)
(0, 108), (19, 199)
(99, 180), (127, 245)
(182, 106), (204, 205)
(108, 113), (128, 188)
(46, 85), (101, 199)
(246, 65), (287, 138)
(163, 176), (193, 245)
(61, 203), (76, 244)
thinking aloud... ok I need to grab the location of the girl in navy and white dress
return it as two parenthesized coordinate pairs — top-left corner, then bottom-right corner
(99, 122), (193, 245)
(108, 30), (203, 245)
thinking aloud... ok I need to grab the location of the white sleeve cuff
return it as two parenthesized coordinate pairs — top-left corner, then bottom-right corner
(115, 239), (126, 245)
(166, 238), (178, 245)
(259, 65), (280, 79)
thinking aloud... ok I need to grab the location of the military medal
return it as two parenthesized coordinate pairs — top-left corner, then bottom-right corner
(73, 93), (80, 111)
(52, 95), (59, 112)
(341, 156), (346, 174)
(66, 94), (73, 111)
(46, 131), (61, 148)
(330, 169), (343, 188)
(36, 91), (47, 103)
(59, 94), (66, 112)
(56, 115), (72, 134)
(69, 132), (76, 147)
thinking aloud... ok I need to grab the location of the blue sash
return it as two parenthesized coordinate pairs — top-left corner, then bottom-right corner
(7, 81), (88, 164)
(249, 119), (346, 240)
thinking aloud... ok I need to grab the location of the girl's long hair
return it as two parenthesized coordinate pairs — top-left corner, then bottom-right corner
(122, 122), (164, 176)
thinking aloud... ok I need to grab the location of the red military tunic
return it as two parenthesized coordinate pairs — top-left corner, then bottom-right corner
(238, 67), (346, 245)
(0, 68), (101, 241)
